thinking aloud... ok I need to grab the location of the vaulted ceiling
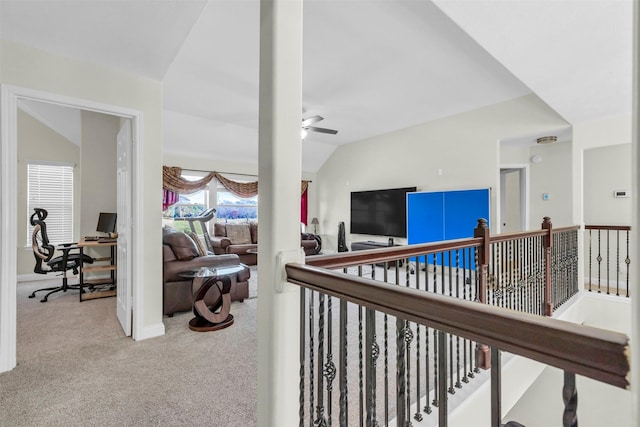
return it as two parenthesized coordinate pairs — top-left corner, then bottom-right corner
(0, 1), (632, 172)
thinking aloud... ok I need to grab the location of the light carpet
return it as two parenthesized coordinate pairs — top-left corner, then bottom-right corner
(0, 274), (259, 427)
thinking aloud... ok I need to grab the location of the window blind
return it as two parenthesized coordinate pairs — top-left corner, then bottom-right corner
(27, 163), (74, 245)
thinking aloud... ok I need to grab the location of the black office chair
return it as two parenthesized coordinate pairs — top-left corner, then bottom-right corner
(29, 208), (94, 302)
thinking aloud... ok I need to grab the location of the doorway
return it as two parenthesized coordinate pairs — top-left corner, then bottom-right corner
(500, 165), (529, 233)
(0, 84), (142, 372)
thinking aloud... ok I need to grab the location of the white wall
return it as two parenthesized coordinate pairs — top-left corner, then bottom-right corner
(1, 39), (164, 337)
(79, 110), (118, 236)
(584, 143), (632, 225)
(316, 94), (571, 251)
(572, 114), (632, 226)
(16, 109), (80, 276)
(529, 141), (573, 227)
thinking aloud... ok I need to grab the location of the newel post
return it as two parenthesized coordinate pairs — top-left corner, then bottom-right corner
(474, 218), (491, 369)
(542, 217), (554, 316)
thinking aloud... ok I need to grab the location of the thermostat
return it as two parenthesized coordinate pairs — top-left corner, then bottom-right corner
(613, 190), (629, 198)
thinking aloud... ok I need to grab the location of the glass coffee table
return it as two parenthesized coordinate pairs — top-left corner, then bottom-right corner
(179, 265), (245, 332)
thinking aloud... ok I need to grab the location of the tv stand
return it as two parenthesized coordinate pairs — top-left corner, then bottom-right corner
(351, 241), (404, 267)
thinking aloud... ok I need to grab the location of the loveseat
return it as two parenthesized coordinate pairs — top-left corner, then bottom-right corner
(162, 229), (250, 317)
(211, 222), (321, 265)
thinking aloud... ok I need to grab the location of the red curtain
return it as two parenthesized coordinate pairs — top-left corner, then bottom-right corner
(162, 189), (179, 211)
(301, 188), (308, 225)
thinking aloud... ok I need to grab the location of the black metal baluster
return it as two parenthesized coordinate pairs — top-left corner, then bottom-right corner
(414, 259), (423, 422)
(448, 251), (455, 395)
(616, 230), (620, 296)
(424, 323), (432, 415)
(470, 249), (478, 378)
(424, 252), (432, 415)
(397, 316), (407, 426)
(384, 312), (389, 426)
(563, 371), (578, 427)
(588, 229), (593, 292)
(432, 326), (439, 407)
(310, 291), (315, 427)
(315, 294), (327, 427)
(404, 321), (414, 427)
(607, 230), (611, 295)
(462, 248), (469, 385)
(597, 230), (602, 293)
(438, 330), (448, 427)
(365, 308), (378, 427)
(325, 297), (336, 426)
(455, 250), (462, 390)
(358, 304), (364, 427)
(384, 266), (389, 425)
(626, 230), (631, 298)
(491, 347), (501, 427)
(300, 288), (306, 427)
(339, 300), (348, 427)
(432, 252), (439, 406)
(358, 262), (364, 427)
(529, 236), (534, 314)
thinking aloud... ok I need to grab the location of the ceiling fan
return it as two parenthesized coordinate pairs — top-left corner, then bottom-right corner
(301, 115), (338, 138)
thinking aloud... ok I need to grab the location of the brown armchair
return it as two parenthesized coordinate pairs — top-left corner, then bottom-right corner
(162, 229), (250, 317)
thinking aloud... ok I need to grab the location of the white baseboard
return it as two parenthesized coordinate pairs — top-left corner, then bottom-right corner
(17, 273), (79, 283)
(134, 322), (165, 341)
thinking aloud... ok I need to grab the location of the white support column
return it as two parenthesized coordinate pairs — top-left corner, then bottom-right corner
(257, 1), (304, 426)
(631, 1), (639, 425)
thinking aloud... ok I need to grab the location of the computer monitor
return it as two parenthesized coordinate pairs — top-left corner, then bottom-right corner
(96, 212), (117, 234)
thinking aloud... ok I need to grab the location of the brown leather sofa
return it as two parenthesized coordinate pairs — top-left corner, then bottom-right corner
(210, 222), (321, 265)
(162, 229), (250, 317)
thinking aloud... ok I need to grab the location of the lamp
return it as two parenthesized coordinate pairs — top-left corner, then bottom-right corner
(311, 217), (319, 234)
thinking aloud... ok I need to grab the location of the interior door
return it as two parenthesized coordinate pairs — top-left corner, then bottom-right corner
(500, 168), (524, 233)
(116, 120), (132, 336)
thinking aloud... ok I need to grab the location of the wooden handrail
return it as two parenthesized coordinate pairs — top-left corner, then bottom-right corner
(286, 263), (630, 389)
(306, 237), (481, 269)
(585, 225), (632, 231)
(307, 223), (583, 270)
(553, 225), (581, 233)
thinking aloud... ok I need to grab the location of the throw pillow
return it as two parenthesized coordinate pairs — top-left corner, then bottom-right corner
(214, 222), (227, 237)
(226, 224), (252, 245)
(186, 231), (208, 256)
(163, 232), (199, 261)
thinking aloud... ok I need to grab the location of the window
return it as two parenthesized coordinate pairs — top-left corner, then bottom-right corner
(27, 162), (74, 245)
(216, 187), (258, 223)
(161, 172), (258, 232)
(162, 174), (209, 233)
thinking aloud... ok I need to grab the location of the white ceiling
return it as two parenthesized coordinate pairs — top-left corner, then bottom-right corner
(0, 1), (633, 172)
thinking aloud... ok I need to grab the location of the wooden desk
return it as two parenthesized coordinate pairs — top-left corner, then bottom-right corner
(78, 237), (117, 302)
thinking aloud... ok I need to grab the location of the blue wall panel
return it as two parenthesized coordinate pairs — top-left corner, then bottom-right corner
(407, 189), (490, 268)
(443, 189), (490, 240)
(407, 191), (444, 244)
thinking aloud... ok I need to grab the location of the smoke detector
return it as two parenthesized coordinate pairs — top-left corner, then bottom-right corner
(536, 136), (557, 144)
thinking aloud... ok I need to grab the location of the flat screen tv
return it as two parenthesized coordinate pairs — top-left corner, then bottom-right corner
(96, 212), (117, 234)
(350, 187), (416, 238)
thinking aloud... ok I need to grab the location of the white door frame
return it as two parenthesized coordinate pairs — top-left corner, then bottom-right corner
(0, 84), (144, 372)
(499, 163), (530, 233)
